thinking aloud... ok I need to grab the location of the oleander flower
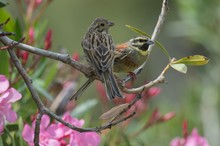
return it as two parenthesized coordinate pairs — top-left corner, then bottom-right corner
(44, 29), (52, 50)
(170, 128), (210, 146)
(22, 112), (101, 146)
(0, 75), (22, 134)
(22, 115), (60, 146)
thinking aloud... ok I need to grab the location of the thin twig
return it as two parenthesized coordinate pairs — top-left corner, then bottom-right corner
(122, 72), (165, 94)
(98, 112), (136, 131)
(131, 117), (157, 137)
(34, 113), (43, 146)
(1, 37), (26, 50)
(0, 32), (15, 37)
(123, 0), (169, 83)
(0, 32), (101, 81)
(0, 18), (10, 28)
(122, 58), (174, 93)
(7, 43), (135, 134)
(69, 77), (95, 101)
(148, 0), (169, 52)
(109, 94), (142, 123)
(7, 48), (45, 110)
(45, 107), (136, 132)
(0, 0), (171, 143)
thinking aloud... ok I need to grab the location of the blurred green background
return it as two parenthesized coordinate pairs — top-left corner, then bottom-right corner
(4, 0), (220, 145)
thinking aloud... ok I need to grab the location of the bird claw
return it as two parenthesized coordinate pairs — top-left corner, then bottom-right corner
(127, 72), (137, 83)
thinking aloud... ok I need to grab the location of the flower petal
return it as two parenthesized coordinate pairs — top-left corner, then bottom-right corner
(7, 88), (22, 102)
(62, 112), (84, 127)
(0, 91), (10, 103)
(5, 108), (17, 122)
(170, 137), (185, 146)
(0, 75), (9, 94)
(22, 124), (34, 143)
(47, 139), (60, 146)
(40, 115), (51, 131)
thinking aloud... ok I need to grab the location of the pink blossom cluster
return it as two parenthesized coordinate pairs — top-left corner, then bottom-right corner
(22, 112), (101, 146)
(0, 75), (22, 134)
(170, 128), (210, 146)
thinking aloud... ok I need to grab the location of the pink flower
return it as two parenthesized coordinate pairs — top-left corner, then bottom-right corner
(22, 112), (101, 146)
(21, 51), (29, 65)
(22, 115), (60, 146)
(0, 75), (22, 134)
(44, 29), (52, 50)
(170, 128), (210, 146)
(28, 27), (35, 45)
(57, 112), (101, 146)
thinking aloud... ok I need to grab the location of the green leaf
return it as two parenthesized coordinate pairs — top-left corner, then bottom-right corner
(34, 20), (48, 47)
(0, 137), (3, 146)
(0, 51), (9, 75)
(126, 25), (171, 61)
(155, 39), (172, 61)
(172, 55), (209, 66)
(170, 63), (187, 74)
(5, 123), (18, 131)
(14, 18), (23, 40)
(32, 58), (48, 78)
(0, 1), (9, 8)
(125, 25), (147, 36)
(34, 79), (54, 101)
(18, 117), (26, 146)
(71, 99), (98, 117)
(44, 63), (58, 88)
(0, 9), (15, 32)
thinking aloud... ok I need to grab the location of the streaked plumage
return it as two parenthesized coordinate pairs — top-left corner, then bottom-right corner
(71, 17), (123, 100)
(114, 36), (154, 73)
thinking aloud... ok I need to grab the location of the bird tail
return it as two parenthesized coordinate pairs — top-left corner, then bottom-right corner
(69, 78), (94, 100)
(102, 69), (123, 100)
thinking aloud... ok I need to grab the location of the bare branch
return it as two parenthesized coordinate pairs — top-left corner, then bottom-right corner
(97, 112), (136, 131)
(122, 74), (165, 94)
(124, 0), (169, 83)
(0, 18), (10, 28)
(0, 37), (25, 50)
(7, 48), (45, 110)
(122, 57), (174, 94)
(0, 32), (101, 81)
(0, 32), (15, 37)
(0, 0), (171, 144)
(7, 44), (134, 134)
(109, 94), (145, 124)
(34, 113), (43, 146)
(148, 0), (169, 50)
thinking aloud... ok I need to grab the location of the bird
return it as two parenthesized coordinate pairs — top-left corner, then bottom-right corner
(113, 36), (154, 73)
(70, 17), (123, 101)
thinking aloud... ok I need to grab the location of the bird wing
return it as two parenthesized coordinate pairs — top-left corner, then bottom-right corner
(114, 44), (132, 61)
(82, 36), (114, 74)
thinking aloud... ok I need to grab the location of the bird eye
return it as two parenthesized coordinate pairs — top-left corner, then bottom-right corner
(100, 23), (105, 27)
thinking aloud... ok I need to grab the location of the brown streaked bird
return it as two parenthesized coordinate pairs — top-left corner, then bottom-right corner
(114, 36), (154, 73)
(70, 17), (123, 101)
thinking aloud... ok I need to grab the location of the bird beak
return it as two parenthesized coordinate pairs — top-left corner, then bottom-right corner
(108, 21), (114, 27)
(147, 40), (154, 45)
